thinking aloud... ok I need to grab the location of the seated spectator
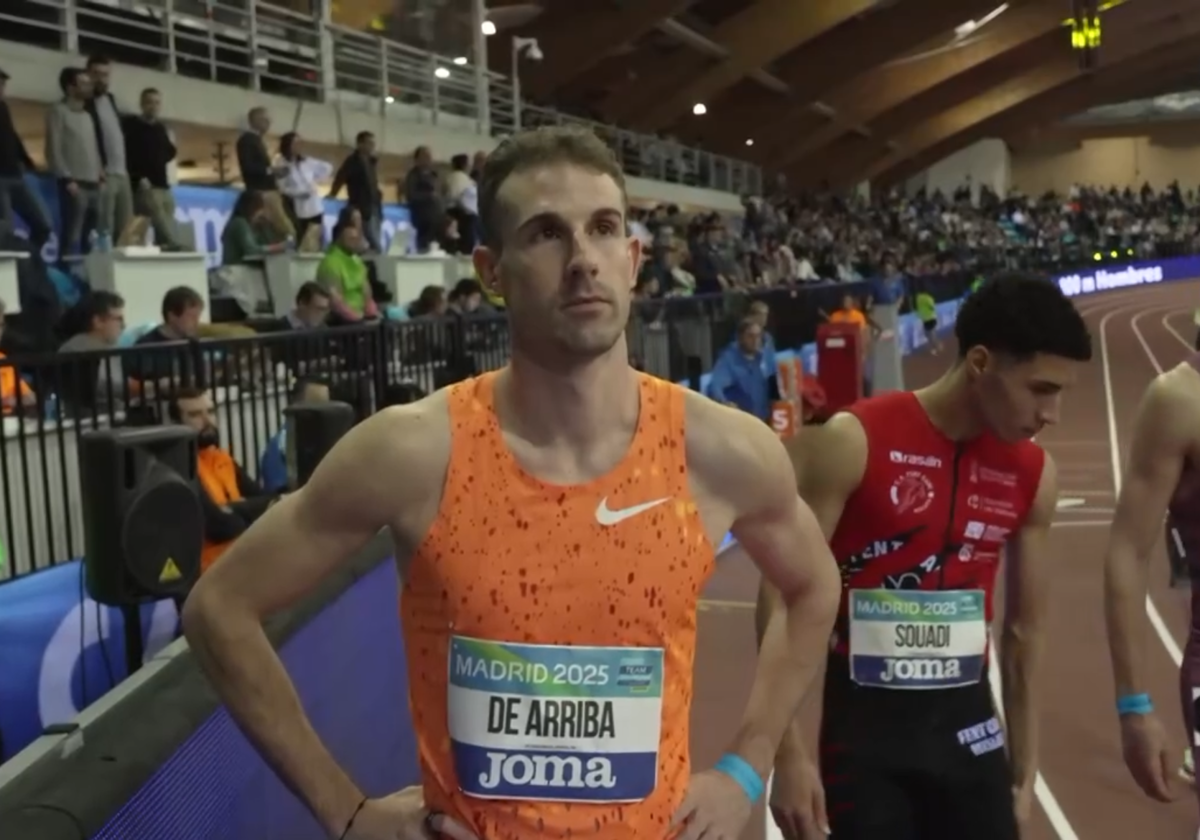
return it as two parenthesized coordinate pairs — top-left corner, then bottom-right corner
(447, 278), (487, 316)
(705, 317), (770, 422)
(266, 280), (332, 332)
(128, 285), (205, 388)
(317, 216), (378, 323)
(0, 296), (35, 413)
(169, 386), (274, 572)
(221, 190), (284, 266)
(259, 376), (330, 493)
(58, 290), (129, 406)
(409, 285), (446, 319)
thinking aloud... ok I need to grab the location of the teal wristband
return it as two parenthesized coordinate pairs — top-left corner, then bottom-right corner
(714, 753), (764, 803)
(1116, 693), (1153, 716)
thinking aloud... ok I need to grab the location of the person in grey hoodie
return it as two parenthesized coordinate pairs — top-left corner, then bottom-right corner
(85, 55), (134, 242)
(45, 66), (103, 254)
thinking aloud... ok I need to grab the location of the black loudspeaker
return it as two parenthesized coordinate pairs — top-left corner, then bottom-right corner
(79, 426), (204, 606)
(284, 401), (356, 490)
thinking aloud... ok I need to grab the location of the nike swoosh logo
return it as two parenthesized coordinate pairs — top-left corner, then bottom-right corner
(595, 496), (671, 526)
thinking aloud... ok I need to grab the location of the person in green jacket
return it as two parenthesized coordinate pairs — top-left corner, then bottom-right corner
(221, 190), (285, 266)
(316, 215), (378, 323)
(915, 289), (941, 355)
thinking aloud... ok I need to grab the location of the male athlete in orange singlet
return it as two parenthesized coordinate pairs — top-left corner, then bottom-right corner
(183, 126), (841, 840)
(1105, 356), (1200, 830)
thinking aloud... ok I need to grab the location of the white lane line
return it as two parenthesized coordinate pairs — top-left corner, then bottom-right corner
(1099, 305), (1185, 667)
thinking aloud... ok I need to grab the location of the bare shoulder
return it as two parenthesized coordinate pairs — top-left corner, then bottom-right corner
(298, 388), (452, 531)
(1139, 363), (1200, 442)
(683, 389), (785, 479)
(787, 411), (868, 495)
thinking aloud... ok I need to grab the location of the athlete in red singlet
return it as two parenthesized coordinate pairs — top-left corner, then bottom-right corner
(760, 273), (1093, 840)
(1105, 354), (1200, 826)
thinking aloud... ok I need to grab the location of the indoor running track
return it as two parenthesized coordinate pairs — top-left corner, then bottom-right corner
(692, 281), (1200, 840)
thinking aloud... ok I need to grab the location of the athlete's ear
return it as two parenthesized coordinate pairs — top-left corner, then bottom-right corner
(626, 232), (643, 290)
(964, 345), (990, 378)
(472, 244), (502, 295)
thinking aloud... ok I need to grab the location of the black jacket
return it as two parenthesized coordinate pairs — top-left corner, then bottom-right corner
(0, 100), (35, 178)
(123, 115), (176, 188)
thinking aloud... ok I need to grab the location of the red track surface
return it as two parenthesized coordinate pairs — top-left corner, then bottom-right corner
(691, 281), (1200, 840)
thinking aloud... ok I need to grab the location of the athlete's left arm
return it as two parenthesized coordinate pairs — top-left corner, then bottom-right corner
(1001, 453), (1059, 793)
(720, 412), (842, 781)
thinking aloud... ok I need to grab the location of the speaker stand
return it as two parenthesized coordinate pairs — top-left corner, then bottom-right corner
(121, 604), (145, 677)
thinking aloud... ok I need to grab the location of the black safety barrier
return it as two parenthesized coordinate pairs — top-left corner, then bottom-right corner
(0, 532), (395, 839)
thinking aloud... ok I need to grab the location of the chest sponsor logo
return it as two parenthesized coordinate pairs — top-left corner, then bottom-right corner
(447, 636), (664, 803)
(890, 450), (943, 469)
(891, 471), (935, 515)
(968, 461), (1018, 488)
(965, 494), (1018, 520)
(841, 528), (924, 578)
(963, 520), (1012, 543)
(847, 590), (988, 690)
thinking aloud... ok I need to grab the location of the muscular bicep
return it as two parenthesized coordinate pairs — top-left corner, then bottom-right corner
(1004, 455), (1058, 631)
(1111, 380), (1190, 558)
(191, 406), (441, 618)
(788, 412), (867, 539)
(729, 419), (839, 602)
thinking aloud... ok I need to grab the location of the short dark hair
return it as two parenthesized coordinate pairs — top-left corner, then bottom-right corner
(86, 54), (111, 69)
(161, 286), (204, 319)
(167, 386), (207, 422)
(478, 126), (626, 251)
(83, 290), (124, 325)
(355, 131), (374, 144)
(289, 376), (328, 402)
(955, 272), (1092, 362)
(58, 67), (85, 94)
(295, 281), (328, 305)
(140, 87), (160, 98)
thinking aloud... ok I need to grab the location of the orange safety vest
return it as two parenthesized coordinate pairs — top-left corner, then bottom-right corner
(197, 446), (243, 572)
(0, 351), (33, 414)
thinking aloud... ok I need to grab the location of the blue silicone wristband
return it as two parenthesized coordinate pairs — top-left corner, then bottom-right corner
(714, 754), (765, 804)
(1116, 693), (1153, 716)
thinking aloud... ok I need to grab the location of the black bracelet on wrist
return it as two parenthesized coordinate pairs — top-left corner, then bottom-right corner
(337, 796), (369, 840)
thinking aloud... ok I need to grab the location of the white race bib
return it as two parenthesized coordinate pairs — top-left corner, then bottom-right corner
(848, 590), (987, 689)
(447, 635), (664, 803)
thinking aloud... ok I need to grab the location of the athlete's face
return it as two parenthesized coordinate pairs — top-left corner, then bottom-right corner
(475, 164), (641, 364)
(966, 347), (1078, 441)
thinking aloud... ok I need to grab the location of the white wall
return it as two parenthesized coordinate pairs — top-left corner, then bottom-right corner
(905, 139), (1011, 203)
(0, 40), (744, 212)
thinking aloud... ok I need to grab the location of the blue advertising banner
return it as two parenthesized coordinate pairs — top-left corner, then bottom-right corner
(1053, 255), (1195, 298)
(7, 174), (413, 268)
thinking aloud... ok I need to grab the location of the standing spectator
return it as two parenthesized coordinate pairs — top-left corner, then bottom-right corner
(404, 145), (442, 252)
(445, 153), (479, 252)
(469, 150), (487, 182)
(123, 87), (181, 249)
(0, 68), (52, 253)
(236, 107), (293, 240)
(705, 316), (770, 422)
(329, 131), (382, 252)
(274, 132), (332, 247)
(46, 67), (103, 253)
(85, 55), (133, 241)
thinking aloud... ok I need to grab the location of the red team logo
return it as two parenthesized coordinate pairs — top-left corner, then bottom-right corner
(890, 471), (935, 515)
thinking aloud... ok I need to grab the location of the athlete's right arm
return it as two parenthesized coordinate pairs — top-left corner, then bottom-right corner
(181, 401), (448, 838)
(1104, 374), (1189, 701)
(755, 412), (867, 760)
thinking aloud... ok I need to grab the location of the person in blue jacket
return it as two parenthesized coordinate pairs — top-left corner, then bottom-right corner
(259, 376), (330, 493)
(706, 316), (771, 422)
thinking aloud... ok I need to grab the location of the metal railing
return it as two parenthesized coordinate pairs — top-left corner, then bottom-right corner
(0, 274), (989, 580)
(0, 0), (763, 196)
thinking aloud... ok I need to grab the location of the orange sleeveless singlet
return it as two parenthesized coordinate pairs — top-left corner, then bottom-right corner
(400, 370), (716, 839)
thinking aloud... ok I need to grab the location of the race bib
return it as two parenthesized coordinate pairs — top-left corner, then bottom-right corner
(848, 590), (987, 689)
(447, 635), (664, 803)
